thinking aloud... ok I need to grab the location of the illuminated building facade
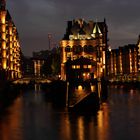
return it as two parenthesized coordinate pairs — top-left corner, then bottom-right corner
(107, 44), (138, 81)
(0, 0), (22, 80)
(32, 58), (45, 77)
(60, 19), (108, 81)
(137, 35), (140, 81)
(32, 50), (49, 77)
(137, 36), (140, 72)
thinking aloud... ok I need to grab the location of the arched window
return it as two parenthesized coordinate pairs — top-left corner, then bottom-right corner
(84, 45), (94, 54)
(65, 46), (71, 52)
(73, 45), (83, 54)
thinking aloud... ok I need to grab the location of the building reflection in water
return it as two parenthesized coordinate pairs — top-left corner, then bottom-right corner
(0, 88), (115, 140)
(0, 96), (23, 140)
(97, 103), (109, 140)
(0, 87), (140, 139)
(58, 102), (110, 140)
(77, 117), (85, 140)
(34, 84), (41, 92)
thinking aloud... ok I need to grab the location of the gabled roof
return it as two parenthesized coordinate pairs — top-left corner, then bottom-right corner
(63, 19), (107, 40)
(93, 23), (102, 34)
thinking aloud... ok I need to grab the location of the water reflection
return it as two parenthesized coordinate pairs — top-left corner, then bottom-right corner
(97, 103), (109, 140)
(0, 87), (140, 140)
(0, 96), (23, 140)
(34, 84), (41, 92)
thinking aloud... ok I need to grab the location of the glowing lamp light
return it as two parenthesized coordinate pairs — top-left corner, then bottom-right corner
(3, 62), (7, 69)
(108, 46), (111, 52)
(78, 85), (83, 91)
(1, 16), (5, 24)
(91, 85), (95, 92)
(83, 73), (85, 76)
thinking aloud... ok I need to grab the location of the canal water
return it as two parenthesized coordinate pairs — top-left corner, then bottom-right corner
(0, 85), (140, 140)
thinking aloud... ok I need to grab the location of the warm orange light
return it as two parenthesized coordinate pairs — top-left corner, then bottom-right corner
(76, 65), (80, 69)
(98, 110), (104, 128)
(81, 40), (86, 46)
(1, 15), (6, 24)
(9, 36), (12, 41)
(2, 59), (7, 69)
(10, 49), (13, 54)
(61, 40), (67, 47)
(10, 64), (13, 70)
(10, 56), (13, 61)
(77, 117), (84, 140)
(91, 85), (95, 92)
(78, 85), (83, 91)
(69, 40), (74, 47)
(83, 73), (85, 76)
(88, 65), (92, 68)
(2, 24), (6, 32)
(9, 28), (12, 35)
(2, 50), (6, 57)
(72, 65), (76, 69)
(83, 65), (87, 68)
(2, 33), (6, 40)
(103, 51), (105, 64)
(2, 41), (6, 49)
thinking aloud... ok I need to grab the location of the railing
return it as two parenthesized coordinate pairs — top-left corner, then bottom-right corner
(12, 77), (52, 84)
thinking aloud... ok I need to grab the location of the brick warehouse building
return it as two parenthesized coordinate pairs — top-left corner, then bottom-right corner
(107, 44), (138, 82)
(0, 0), (22, 80)
(60, 19), (108, 81)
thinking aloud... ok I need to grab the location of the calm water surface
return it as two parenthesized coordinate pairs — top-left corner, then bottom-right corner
(0, 85), (140, 140)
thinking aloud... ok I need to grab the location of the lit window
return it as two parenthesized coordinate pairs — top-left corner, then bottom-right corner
(72, 65), (80, 69)
(76, 65), (80, 69)
(88, 65), (92, 68)
(83, 65), (88, 68)
(72, 65), (76, 69)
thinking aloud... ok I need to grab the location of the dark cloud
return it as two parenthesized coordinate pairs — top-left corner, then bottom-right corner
(6, 0), (140, 56)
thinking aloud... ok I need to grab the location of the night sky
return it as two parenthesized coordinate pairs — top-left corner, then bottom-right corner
(7, 0), (140, 56)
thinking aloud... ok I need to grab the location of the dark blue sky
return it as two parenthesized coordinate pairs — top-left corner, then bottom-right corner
(7, 0), (140, 56)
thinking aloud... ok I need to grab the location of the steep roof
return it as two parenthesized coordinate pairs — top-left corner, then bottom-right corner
(63, 19), (107, 40)
(93, 23), (102, 34)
